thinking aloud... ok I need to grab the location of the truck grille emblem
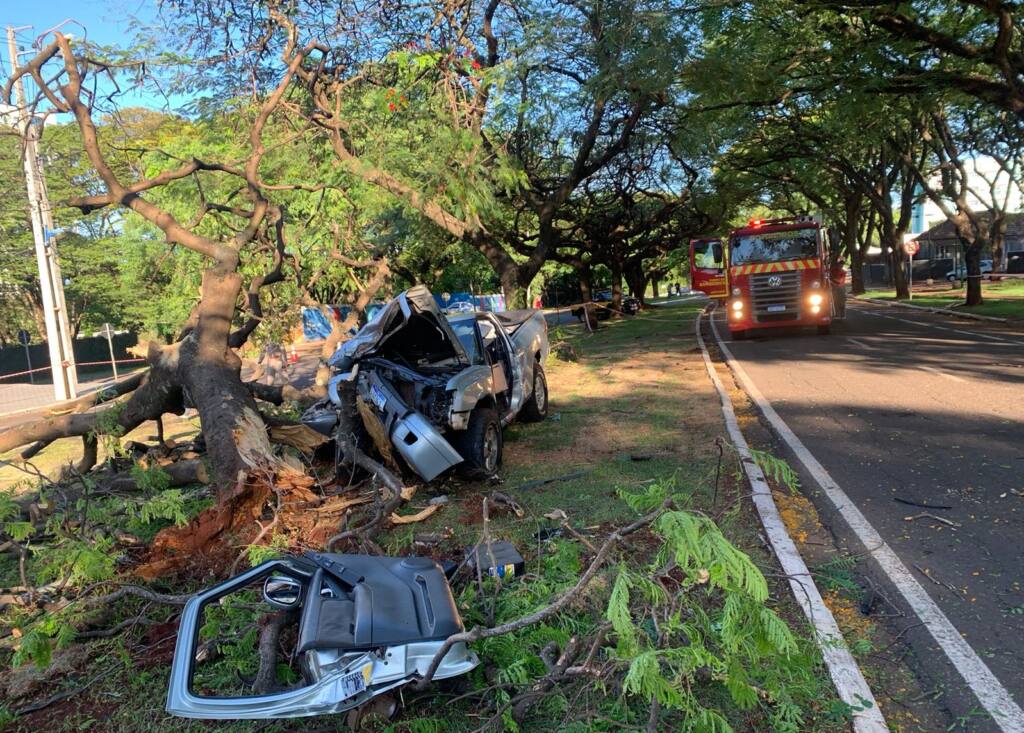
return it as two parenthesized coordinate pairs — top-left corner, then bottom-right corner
(768, 275), (782, 288)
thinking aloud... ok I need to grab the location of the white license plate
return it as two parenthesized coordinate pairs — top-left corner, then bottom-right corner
(766, 305), (786, 313)
(370, 384), (387, 411)
(339, 666), (369, 700)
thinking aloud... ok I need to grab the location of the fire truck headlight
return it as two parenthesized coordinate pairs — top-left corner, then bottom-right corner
(811, 305), (821, 314)
(808, 293), (824, 307)
(731, 300), (743, 312)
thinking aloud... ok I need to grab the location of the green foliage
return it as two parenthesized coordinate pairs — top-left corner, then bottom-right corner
(129, 463), (172, 493)
(246, 534), (289, 567)
(750, 449), (801, 494)
(193, 591), (265, 694)
(139, 489), (188, 527)
(382, 717), (449, 733)
(0, 491), (34, 542)
(34, 535), (117, 587)
(605, 485), (821, 731)
(813, 555), (861, 595)
(11, 611), (77, 669)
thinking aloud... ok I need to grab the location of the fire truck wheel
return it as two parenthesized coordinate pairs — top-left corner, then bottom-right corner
(816, 325), (831, 335)
(731, 330), (747, 341)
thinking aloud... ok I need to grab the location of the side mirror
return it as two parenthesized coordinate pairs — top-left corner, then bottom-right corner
(262, 575), (303, 609)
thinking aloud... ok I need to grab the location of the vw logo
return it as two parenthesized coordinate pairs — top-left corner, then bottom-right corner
(767, 275), (782, 288)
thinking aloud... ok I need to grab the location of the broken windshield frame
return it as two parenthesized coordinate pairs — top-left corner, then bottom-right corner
(730, 229), (818, 265)
(447, 316), (485, 365)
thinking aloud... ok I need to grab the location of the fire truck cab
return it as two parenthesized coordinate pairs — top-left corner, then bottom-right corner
(726, 217), (832, 339)
(689, 237), (728, 300)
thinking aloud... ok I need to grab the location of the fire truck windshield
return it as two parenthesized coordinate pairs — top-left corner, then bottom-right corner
(730, 229), (818, 265)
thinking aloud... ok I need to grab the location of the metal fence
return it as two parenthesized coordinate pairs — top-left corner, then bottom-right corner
(0, 332), (145, 417)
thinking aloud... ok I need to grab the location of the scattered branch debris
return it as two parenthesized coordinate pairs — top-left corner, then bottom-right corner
(390, 505), (441, 525)
(894, 497), (953, 510)
(516, 471), (586, 492)
(903, 512), (962, 529)
(416, 499), (668, 687)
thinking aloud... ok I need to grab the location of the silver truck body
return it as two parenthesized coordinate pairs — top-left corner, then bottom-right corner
(322, 286), (549, 481)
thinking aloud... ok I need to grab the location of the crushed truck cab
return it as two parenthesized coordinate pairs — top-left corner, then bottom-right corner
(726, 217), (833, 338)
(313, 286), (550, 482)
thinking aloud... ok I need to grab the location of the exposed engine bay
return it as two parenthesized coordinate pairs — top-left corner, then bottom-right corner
(302, 286), (550, 482)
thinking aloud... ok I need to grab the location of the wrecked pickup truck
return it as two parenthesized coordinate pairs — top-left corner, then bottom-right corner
(303, 286), (549, 481)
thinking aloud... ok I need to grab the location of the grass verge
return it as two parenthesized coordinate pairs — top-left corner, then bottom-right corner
(862, 280), (1024, 320)
(0, 303), (852, 733)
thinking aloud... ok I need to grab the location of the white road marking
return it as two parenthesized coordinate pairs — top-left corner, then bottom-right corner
(709, 309), (1024, 733)
(920, 365), (967, 383)
(856, 306), (1024, 346)
(696, 312), (888, 732)
(846, 337), (876, 350)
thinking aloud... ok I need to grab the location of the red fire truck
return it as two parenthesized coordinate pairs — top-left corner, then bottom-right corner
(725, 217), (833, 339)
(688, 237), (728, 300)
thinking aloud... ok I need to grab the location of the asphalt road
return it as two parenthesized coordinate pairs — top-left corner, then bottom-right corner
(713, 300), (1024, 732)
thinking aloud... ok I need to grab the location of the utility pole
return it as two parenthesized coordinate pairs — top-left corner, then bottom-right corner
(7, 26), (78, 401)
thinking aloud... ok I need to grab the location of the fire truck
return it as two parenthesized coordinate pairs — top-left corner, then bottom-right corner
(688, 237), (728, 300)
(724, 217), (833, 339)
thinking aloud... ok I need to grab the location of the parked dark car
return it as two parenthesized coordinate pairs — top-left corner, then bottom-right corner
(571, 289), (640, 321)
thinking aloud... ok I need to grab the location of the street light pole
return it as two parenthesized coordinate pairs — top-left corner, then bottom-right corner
(6, 26), (78, 401)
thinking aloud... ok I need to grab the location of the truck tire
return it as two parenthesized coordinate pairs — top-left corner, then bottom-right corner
(731, 329), (747, 341)
(519, 361), (548, 422)
(816, 325), (831, 335)
(455, 407), (503, 480)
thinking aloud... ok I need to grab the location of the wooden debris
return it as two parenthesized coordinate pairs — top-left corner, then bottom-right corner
(903, 512), (961, 529)
(268, 423), (328, 452)
(390, 504), (441, 525)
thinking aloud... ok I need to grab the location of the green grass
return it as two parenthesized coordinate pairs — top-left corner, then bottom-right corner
(0, 303), (847, 733)
(862, 279), (1024, 319)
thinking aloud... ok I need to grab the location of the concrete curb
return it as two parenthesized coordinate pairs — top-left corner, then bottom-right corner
(858, 296), (1009, 323)
(695, 309), (889, 733)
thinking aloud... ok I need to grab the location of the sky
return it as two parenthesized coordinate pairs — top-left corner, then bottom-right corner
(2, 0), (176, 111)
(3, 0), (154, 51)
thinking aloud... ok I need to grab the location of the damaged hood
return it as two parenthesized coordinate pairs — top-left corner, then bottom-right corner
(329, 286), (469, 372)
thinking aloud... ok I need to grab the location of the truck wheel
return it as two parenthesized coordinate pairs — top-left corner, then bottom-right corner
(731, 330), (747, 341)
(520, 362), (548, 422)
(816, 325), (831, 335)
(455, 407), (503, 479)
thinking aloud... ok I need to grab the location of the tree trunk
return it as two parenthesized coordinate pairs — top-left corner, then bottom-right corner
(624, 261), (647, 305)
(891, 249), (909, 300)
(990, 216), (1008, 273)
(843, 195), (867, 295)
(497, 263), (520, 309)
(849, 249), (865, 295)
(610, 260), (623, 314)
(964, 246), (984, 306)
(651, 278), (660, 298)
(579, 266), (593, 303)
(577, 265), (599, 329)
(880, 227), (909, 299)
(184, 267), (276, 491)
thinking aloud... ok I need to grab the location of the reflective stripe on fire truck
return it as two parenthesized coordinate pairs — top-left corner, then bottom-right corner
(729, 259), (819, 276)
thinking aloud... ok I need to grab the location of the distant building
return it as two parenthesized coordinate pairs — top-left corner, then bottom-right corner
(915, 212), (1024, 271)
(910, 156), (1023, 234)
